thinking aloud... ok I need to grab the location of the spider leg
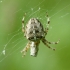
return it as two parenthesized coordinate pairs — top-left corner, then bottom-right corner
(21, 41), (31, 57)
(22, 13), (26, 33)
(46, 39), (60, 44)
(42, 38), (56, 51)
(45, 12), (50, 35)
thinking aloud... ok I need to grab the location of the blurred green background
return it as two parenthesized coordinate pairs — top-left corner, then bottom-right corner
(0, 0), (70, 70)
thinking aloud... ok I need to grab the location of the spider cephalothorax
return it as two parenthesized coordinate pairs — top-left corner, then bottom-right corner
(21, 13), (59, 57)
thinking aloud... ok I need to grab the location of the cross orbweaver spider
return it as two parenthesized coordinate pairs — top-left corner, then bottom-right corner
(21, 13), (60, 57)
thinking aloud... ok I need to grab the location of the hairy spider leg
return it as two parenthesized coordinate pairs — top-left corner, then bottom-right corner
(47, 39), (60, 44)
(21, 41), (31, 57)
(45, 12), (50, 35)
(22, 13), (26, 32)
(42, 38), (60, 51)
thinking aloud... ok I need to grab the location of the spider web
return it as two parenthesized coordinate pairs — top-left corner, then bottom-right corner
(0, 0), (70, 69)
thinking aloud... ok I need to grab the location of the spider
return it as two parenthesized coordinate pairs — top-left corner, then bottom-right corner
(21, 13), (60, 57)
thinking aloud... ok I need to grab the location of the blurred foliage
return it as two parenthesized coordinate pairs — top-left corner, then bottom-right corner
(0, 0), (70, 70)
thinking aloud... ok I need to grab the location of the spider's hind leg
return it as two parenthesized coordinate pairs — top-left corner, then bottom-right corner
(44, 12), (50, 35)
(22, 13), (26, 33)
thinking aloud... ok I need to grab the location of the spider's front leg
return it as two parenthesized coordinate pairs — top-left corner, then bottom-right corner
(46, 39), (60, 44)
(22, 13), (26, 33)
(42, 38), (56, 51)
(21, 41), (31, 57)
(45, 12), (50, 35)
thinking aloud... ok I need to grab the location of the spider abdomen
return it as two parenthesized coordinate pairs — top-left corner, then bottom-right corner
(25, 18), (45, 41)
